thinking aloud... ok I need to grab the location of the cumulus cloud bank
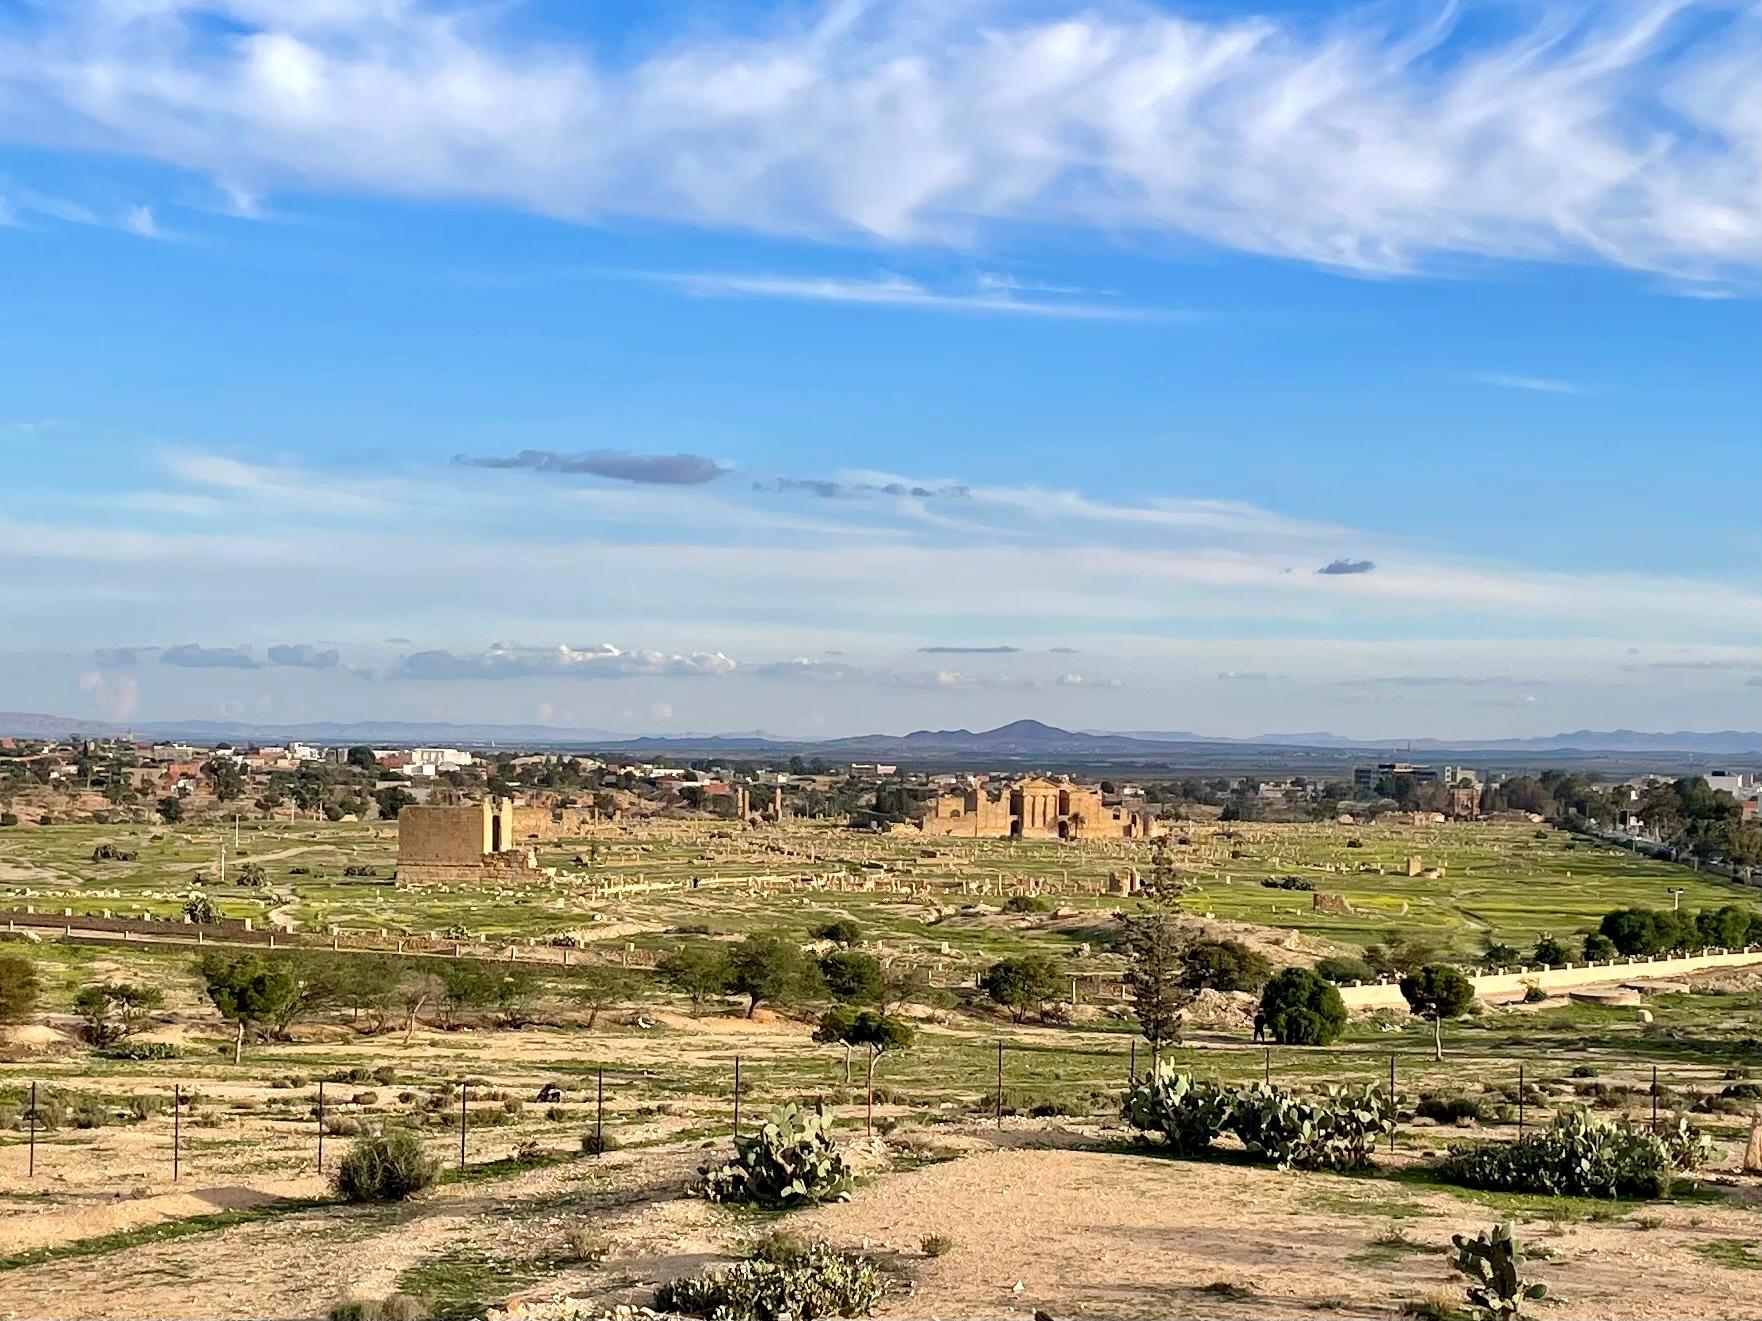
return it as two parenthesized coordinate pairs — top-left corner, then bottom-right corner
(391, 643), (737, 681)
(1, 1), (1757, 284)
(267, 643), (340, 669)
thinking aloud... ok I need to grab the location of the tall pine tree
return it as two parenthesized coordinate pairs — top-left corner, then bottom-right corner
(1121, 835), (1190, 1065)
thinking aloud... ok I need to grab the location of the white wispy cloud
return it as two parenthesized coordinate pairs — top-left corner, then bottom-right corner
(661, 271), (1163, 319)
(1466, 372), (1584, 394)
(1, 1), (1757, 283)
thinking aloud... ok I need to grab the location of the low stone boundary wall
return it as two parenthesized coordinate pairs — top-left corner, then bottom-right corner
(0, 908), (258, 939)
(1338, 946), (1762, 1009)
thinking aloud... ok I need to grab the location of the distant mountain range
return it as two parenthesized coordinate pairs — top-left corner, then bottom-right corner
(3, 712), (1757, 771)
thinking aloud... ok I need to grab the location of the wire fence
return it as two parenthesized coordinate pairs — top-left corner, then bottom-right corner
(2, 1041), (1708, 1191)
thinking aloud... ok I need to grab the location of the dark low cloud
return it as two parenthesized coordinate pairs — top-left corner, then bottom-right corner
(755, 478), (969, 500)
(1317, 558), (1377, 575)
(161, 643), (259, 669)
(267, 643), (341, 669)
(1048, 646), (1080, 655)
(919, 645), (1020, 654)
(95, 646), (151, 666)
(455, 449), (728, 485)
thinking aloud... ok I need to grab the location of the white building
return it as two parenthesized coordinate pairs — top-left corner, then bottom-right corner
(411, 747), (473, 768)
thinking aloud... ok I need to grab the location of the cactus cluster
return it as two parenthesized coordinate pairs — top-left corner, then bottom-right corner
(1440, 1108), (1677, 1198)
(692, 1103), (854, 1208)
(656, 1240), (882, 1320)
(1452, 1222), (1548, 1320)
(1658, 1114), (1715, 1172)
(1120, 1067), (1233, 1156)
(1121, 1064), (1395, 1171)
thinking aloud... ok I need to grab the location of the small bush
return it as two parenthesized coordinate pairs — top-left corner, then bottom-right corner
(332, 1129), (439, 1202)
(1418, 1095), (1486, 1126)
(545, 1105), (567, 1122)
(328, 1294), (427, 1321)
(580, 1129), (619, 1154)
(513, 1139), (547, 1164)
(69, 1095), (111, 1129)
(692, 1103), (853, 1208)
(655, 1242), (883, 1320)
(749, 1228), (811, 1264)
(99, 1041), (181, 1061)
(920, 1234), (954, 1259)
(129, 1094), (165, 1122)
(323, 1116), (364, 1137)
(354, 1091), (380, 1107)
(1002, 895), (1051, 914)
(1315, 956), (1376, 985)
(560, 1225), (609, 1265)
(372, 1065), (398, 1085)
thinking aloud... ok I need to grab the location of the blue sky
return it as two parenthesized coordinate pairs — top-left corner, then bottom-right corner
(0, 0), (1757, 738)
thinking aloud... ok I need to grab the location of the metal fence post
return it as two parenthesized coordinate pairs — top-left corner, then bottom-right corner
(317, 1081), (325, 1171)
(1652, 1065), (1659, 1131)
(995, 1042), (1004, 1129)
(1389, 1055), (1396, 1156)
(173, 1083), (181, 1182)
(1129, 1039), (1137, 1084)
(595, 1068), (604, 1158)
(1518, 1063), (1525, 1135)
(732, 1056), (741, 1139)
(459, 1081), (468, 1171)
(28, 1080), (36, 1178)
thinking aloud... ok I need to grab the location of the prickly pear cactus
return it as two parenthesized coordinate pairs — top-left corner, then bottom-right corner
(1120, 1064), (1233, 1156)
(1452, 1221), (1548, 1320)
(692, 1102), (854, 1208)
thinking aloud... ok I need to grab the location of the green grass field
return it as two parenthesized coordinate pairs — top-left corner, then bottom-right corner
(1, 817), (1747, 959)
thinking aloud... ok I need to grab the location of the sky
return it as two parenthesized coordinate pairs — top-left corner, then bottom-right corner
(0, 0), (1758, 740)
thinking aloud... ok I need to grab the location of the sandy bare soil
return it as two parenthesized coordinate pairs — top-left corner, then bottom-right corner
(13, 1132), (1756, 1321)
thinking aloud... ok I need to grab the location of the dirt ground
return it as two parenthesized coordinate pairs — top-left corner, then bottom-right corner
(8, 1130), (1762, 1321)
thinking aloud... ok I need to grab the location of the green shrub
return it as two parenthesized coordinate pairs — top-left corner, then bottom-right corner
(580, 1129), (619, 1154)
(1259, 968), (1347, 1045)
(1003, 895), (1051, 914)
(328, 1294), (427, 1321)
(68, 1095), (111, 1129)
(128, 1093), (165, 1122)
(692, 1103), (853, 1208)
(749, 1228), (811, 1264)
(920, 1234), (954, 1258)
(332, 1129), (439, 1202)
(1228, 1081), (1394, 1171)
(1418, 1094), (1486, 1125)
(655, 1242), (882, 1320)
(1180, 939), (1273, 993)
(1314, 956), (1375, 985)
(1438, 1110), (1674, 1199)
(1120, 1066), (1233, 1156)
(98, 1040), (181, 1060)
